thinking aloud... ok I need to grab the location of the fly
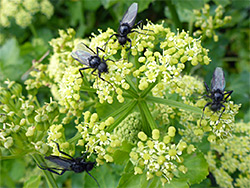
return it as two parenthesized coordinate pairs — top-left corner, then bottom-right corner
(36, 141), (100, 188)
(104, 3), (146, 50)
(200, 67), (233, 125)
(71, 43), (114, 89)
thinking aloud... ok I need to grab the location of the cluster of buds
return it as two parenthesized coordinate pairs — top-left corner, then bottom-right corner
(205, 121), (250, 187)
(193, 4), (232, 42)
(76, 111), (121, 165)
(0, 80), (58, 155)
(0, 0), (54, 28)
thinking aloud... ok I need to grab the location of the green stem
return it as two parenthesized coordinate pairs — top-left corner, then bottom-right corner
(29, 24), (37, 37)
(166, 0), (182, 30)
(146, 96), (202, 114)
(138, 100), (157, 134)
(125, 76), (138, 93)
(124, 88), (139, 99)
(80, 72), (95, 99)
(140, 80), (158, 98)
(80, 86), (97, 93)
(68, 132), (82, 143)
(134, 55), (140, 87)
(106, 100), (137, 132)
(32, 154), (58, 188)
(138, 102), (152, 135)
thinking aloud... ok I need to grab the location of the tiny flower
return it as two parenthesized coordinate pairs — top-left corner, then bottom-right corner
(138, 131), (148, 141)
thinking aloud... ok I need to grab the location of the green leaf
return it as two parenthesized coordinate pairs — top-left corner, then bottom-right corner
(166, 178), (189, 188)
(9, 159), (26, 181)
(84, 163), (120, 188)
(113, 141), (133, 165)
(0, 38), (25, 81)
(180, 152), (209, 184)
(23, 176), (41, 188)
(118, 171), (144, 188)
(113, 149), (129, 165)
(173, 0), (207, 10)
(124, 161), (134, 173)
(100, 0), (118, 9)
(213, 0), (231, 7)
(82, 0), (101, 11)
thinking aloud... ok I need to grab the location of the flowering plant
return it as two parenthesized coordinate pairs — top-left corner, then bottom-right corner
(0, 2), (247, 188)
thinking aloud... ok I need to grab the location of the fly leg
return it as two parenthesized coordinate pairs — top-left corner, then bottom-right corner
(98, 72), (115, 90)
(224, 90), (233, 101)
(87, 171), (100, 188)
(52, 141), (74, 160)
(103, 33), (120, 51)
(36, 163), (67, 175)
(79, 67), (91, 78)
(200, 102), (211, 126)
(216, 104), (226, 125)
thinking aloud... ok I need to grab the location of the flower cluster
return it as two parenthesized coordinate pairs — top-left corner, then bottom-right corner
(20, 21), (241, 187)
(205, 121), (250, 187)
(0, 0), (54, 28)
(114, 112), (142, 144)
(73, 22), (211, 102)
(0, 80), (58, 155)
(129, 128), (196, 185)
(196, 98), (240, 141)
(47, 124), (75, 156)
(193, 4), (232, 42)
(75, 111), (121, 165)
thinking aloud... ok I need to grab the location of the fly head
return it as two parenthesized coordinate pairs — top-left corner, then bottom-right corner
(85, 161), (95, 172)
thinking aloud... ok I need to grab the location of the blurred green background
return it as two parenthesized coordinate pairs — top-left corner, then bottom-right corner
(0, 0), (249, 187)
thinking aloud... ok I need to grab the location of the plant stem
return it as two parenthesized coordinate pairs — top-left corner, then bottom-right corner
(29, 24), (37, 38)
(138, 100), (157, 134)
(106, 100), (137, 132)
(140, 80), (158, 98)
(166, 0), (182, 30)
(32, 154), (58, 188)
(146, 96), (202, 114)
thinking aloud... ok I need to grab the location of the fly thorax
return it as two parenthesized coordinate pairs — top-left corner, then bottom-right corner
(213, 91), (223, 102)
(71, 162), (85, 173)
(119, 24), (130, 35)
(98, 62), (108, 73)
(89, 56), (100, 68)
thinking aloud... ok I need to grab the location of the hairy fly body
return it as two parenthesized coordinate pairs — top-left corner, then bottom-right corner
(71, 43), (114, 88)
(200, 67), (233, 125)
(104, 3), (144, 50)
(37, 141), (100, 188)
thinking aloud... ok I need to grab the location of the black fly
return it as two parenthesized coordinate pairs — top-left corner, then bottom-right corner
(36, 141), (100, 188)
(200, 67), (233, 125)
(71, 43), (114, 89)
(104, 3), (144, 50)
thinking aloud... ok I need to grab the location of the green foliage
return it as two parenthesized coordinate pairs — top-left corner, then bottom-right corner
(0, 0), (249, 188)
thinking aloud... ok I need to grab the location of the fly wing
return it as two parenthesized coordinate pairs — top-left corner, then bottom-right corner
(45, 155), (73, 170)
(121, 3), (138, 28)
(211, 67), (225, 92)
(71, 43), (94, 66)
